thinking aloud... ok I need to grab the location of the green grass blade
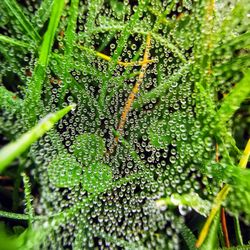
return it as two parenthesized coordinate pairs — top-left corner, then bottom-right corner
(50, 53), (97, 108)
(32, 0), (54, 29)
(179, 224), (197, 250)
(216, 69), (250, 125)
(0, 104), (75, 172)
(59, 0), (79, 104)
(133, 63), (190, 109)
(0, 210), (29, 220)
(85, 0), (104, 46)
(24, 0), (65, 124)
(151, 32), (187, 63)
(234, 216), (243, 246)
(3, 0), (40, 42)
(64, 0), (79, 64)
(0, 34), (30, 48)
(21, 173), (34, 224)
(38, 0), (65, 67)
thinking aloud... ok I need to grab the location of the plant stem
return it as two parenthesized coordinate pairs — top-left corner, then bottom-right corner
(221, 207), (230, 248)
(108, 33), (151, 154)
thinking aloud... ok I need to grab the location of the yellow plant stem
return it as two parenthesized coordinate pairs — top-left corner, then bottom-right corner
(115, 33), (151, 143)
(196, 185), (230, 247)
(78, 44), (155, 67)
(96, 51), (154, 66)
(196, 138), (250, 247)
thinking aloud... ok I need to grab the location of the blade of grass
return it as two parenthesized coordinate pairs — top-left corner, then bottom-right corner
(32, 0), (54, 30)
(84, 0), (104, 46)
(179, 224), (197, 250)
(133, 63), (190, 110)
(59, 0), (80, 105)
(21, 172), (34, 225)
(3, 0), (40, 42)
(0, 210), (29, 220)
(38, 0), (64, 68)
(234, 216), (243, 246)
(23, 0), (65, 124)
(0, 34), (30, 48)
(238, 139), (250, 169)
(64, 0), (79, 65)
(215, 70), (250, 125)
(216, 32), (250, 51)
(0, 104), (75, 172)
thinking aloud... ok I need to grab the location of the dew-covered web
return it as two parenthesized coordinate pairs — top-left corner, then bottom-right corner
(0, 0), (250, 249)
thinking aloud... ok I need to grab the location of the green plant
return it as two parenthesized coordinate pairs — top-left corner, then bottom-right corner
(0, 0), (250, 249)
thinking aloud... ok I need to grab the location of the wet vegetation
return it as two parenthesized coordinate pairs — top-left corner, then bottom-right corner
(0, 0), (250, 249)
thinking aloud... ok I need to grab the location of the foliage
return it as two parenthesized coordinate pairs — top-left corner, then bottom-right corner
(0, 0), (249, 249)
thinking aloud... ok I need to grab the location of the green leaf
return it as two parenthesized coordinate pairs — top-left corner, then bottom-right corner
(0, 222), (46, 250)
(72, 133), (105, 166)
(64, 0), (79, 66)
(48, 153), (82, 188)
(82, 162), (112, 193)
(0, 104), (75, 172)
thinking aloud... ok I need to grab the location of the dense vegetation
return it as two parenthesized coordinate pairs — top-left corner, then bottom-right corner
(0, 0), (249, 249)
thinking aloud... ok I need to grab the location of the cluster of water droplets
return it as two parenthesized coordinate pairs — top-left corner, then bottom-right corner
(0, 0), (249, 249)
